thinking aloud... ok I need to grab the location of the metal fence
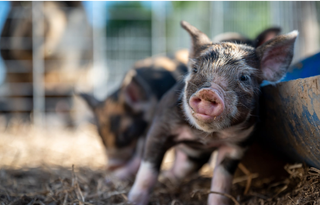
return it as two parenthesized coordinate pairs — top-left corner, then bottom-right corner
(0, 2), (93, 127)
(0, 1), (319, 128)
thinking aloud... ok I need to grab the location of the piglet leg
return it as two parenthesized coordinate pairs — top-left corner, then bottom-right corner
(208, 146), (244, 205)
(128, 125), (173, 205)
(128, 161), (159, 205)
(113, 155), (142, 180)
(160, 146), (211, 184)
(113, 137), (146, 180)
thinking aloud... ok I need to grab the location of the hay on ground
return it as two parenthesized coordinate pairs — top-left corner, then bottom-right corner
(0, 121), (319, 204)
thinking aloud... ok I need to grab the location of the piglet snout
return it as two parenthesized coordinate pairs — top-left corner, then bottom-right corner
(189, 89), (224, 121)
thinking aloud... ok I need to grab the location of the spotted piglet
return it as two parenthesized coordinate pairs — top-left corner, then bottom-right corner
(128, 21), (298, 205)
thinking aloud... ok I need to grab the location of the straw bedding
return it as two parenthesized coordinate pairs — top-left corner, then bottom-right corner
(0, 120), (319, 205)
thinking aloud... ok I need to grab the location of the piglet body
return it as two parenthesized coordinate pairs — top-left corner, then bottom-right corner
(129, 21), (298, 205)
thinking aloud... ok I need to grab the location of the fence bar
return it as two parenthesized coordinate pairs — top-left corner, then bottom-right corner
(152, 1), (166, 56)
(32, 2), (45, 127)
(210, 1), (224, 38)
(92, 1), (108, 99)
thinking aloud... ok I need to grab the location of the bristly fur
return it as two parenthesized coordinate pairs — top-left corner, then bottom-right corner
(182, 42), (261, 133)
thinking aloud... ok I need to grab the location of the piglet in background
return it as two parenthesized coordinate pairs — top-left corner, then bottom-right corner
(128, 21), (298, 205)
(213, 27), (281, 48)
(79, 52), (188, 179)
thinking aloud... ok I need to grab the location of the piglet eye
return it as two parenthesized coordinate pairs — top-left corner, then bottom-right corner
(240, 75), (249, 81)
(192, 68), (198, 73)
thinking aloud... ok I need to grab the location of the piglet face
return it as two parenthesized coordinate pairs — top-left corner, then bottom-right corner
(79, 70), (151, 171)
(181, 21), (298, 133)
(80, 91), (147, 170)
(95, 95), (147, 170)
(183, 43), (260, 132)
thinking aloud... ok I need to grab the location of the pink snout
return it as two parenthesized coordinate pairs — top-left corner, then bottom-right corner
(189, 89), (224, 121)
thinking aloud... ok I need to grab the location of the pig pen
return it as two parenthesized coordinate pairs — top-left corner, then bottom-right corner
(2, 2), (320, 204)
(0, 117), (320, 205)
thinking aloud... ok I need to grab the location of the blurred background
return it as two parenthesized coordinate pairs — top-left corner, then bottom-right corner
(0, 1), (320, 129)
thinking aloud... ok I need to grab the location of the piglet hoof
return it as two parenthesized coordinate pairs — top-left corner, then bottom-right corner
(207, 194), (232, 205)
(104, 170), (133, 187)
(104, 175), (129, 187)
(113, 167), (135, 181)
(158, 170), (181, 187)
(128, 189), (149, 205)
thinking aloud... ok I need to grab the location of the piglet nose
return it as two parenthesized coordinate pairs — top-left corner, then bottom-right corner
(189, 89), (224, 118)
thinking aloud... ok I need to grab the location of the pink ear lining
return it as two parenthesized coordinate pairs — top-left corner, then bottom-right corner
(258, 32), (278, 46)
(261, 44), (293, 81)
(126, 81), (141, 103)
(258, 30), (298, 82)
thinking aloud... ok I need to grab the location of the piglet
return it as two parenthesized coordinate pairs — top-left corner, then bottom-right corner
(80, 53), (188, 180)
(128, 21), (298, 205)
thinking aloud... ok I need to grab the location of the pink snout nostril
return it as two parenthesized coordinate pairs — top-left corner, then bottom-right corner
(189, 90), (224, 119)
(192, 96), (202, 104)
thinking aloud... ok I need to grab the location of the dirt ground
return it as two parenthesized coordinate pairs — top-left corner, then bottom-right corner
(0, 120), (319, 205)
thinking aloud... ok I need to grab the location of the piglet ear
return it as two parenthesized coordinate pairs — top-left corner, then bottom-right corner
(256, 30), (298, 82)
(254, 27), (281, 47)
(122, 70), (151, 111)
(181, 21), (212, 58)
(79, 93), (100, 110)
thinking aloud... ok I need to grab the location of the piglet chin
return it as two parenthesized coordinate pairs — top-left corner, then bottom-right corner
(193, 112), (217, 122)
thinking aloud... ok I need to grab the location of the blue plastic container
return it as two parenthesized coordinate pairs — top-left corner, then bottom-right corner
(260, 53), (320, 168)
(282, 52), (320, 82)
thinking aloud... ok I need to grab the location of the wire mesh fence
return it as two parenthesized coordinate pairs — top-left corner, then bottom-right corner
(0, 2), (93, 127)
(0, 1), (319, 128)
